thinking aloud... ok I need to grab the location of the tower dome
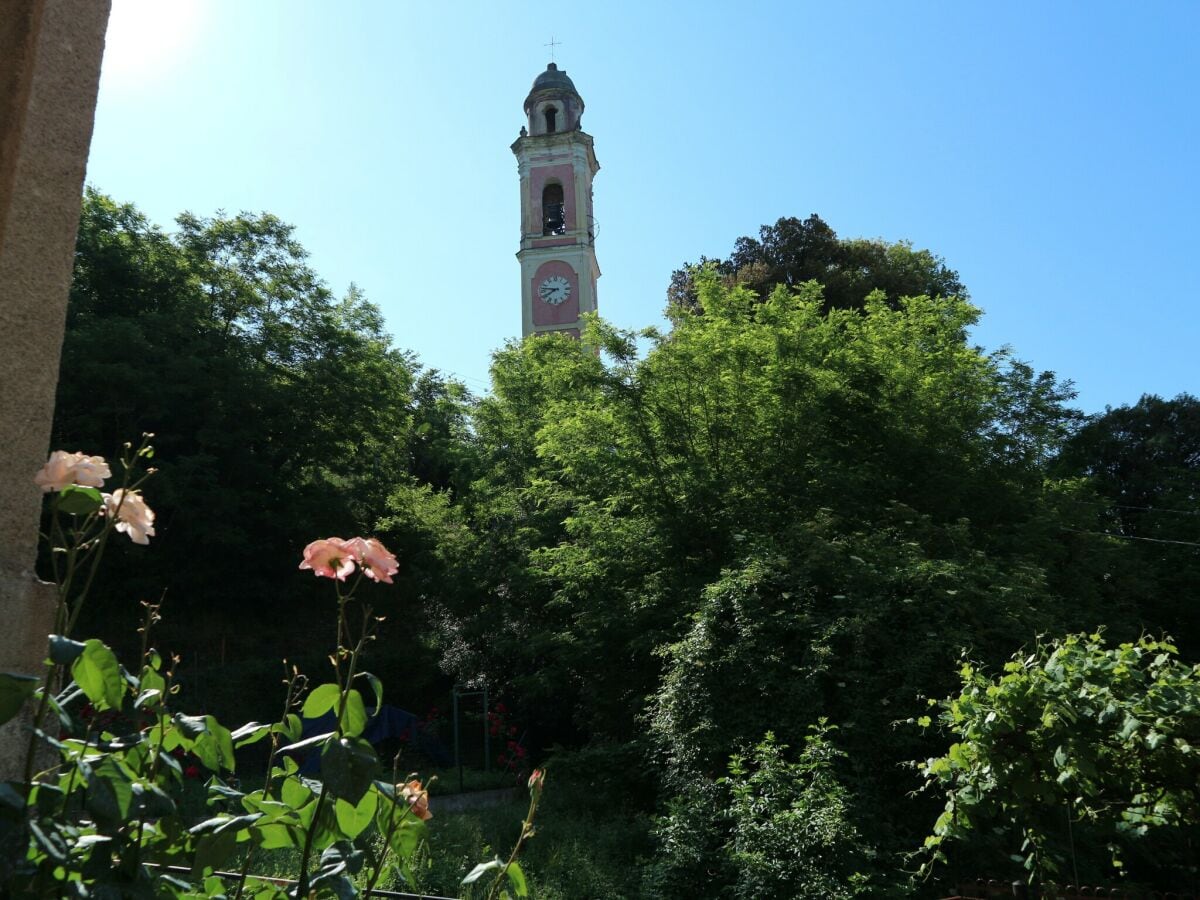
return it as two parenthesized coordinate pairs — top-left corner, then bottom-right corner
(523, 63), (585, 135)
(529, 62), (578, 96)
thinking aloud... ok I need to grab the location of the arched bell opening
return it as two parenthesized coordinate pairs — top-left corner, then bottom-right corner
(542, 182), (565, 235)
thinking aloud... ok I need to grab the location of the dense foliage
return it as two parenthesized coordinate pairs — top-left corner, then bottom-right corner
(919, 633), (1200, 887)
(31, 194), (1198, 896)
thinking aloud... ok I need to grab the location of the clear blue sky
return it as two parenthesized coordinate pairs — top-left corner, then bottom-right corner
(88, 1), (1197, 411)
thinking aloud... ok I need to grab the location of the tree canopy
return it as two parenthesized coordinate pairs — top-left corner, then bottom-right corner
(666, 213), (966, 314)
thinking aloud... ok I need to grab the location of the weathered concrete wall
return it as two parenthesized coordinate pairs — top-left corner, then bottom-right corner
(0, 0), (111, 780)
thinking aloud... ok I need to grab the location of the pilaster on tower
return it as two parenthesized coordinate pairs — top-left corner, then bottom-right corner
(512, 63), (600, 339)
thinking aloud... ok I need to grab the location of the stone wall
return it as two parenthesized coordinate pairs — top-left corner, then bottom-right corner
(0, 0), (112, 780)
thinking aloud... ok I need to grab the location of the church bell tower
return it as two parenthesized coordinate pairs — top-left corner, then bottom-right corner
(512, 63), (600, 338)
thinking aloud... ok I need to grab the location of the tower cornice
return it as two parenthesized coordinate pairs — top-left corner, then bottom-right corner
(511, 130), (599, 176)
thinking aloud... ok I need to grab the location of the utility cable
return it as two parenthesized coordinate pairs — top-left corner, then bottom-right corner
(1061, 527), (1200, 549)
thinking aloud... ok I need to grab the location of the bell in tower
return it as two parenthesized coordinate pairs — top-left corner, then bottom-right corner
(512, 63), (601, 339)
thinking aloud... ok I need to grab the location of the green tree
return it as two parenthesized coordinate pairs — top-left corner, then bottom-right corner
(1054, 394), (1200, 653)
(666, 213), (966, 314)
(52, 190), (458, 721)
(427, 272), (1101, 881)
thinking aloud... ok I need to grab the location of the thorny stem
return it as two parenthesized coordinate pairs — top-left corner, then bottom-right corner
(362, 756), (421, 897)
(132, 656), (177, 873)
(296, 577), (373, 895)
(57, 716), (96, 819)
(485, 778), (544, 900)
(233, 663), (306, 900)
(64, 465), (155, 638)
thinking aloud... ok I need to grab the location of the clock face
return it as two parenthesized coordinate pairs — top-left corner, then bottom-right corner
(538, 275), (571, 306)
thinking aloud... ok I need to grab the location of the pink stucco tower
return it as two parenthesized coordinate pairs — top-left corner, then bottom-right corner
(512, 63), (600, 339)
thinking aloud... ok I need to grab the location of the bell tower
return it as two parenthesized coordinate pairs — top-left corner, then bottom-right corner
(512, 63), (600, 338)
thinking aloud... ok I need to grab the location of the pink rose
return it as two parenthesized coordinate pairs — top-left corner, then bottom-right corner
(102, 489), (156, 544)
(34, 451), (111, 492)
(350, 537), (399, 584)
(299, 537), (358, 581)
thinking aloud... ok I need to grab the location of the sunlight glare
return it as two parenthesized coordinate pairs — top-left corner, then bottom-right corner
(100, 0), (204, 91)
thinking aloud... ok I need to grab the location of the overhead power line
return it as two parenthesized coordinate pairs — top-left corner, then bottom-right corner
(1063, 499), (1200, 517)
(1062, 527), (1200, 549)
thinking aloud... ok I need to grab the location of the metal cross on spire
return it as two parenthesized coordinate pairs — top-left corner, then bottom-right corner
(544, 36), (562, 63)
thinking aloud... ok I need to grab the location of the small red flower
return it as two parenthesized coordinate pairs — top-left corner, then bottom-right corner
(495, 703), (507, 714)
(508, 726), (518, 737)
(184, 765), (201, 779)
(497, 754), (508, 767)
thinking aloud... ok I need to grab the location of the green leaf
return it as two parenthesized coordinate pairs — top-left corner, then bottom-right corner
(181, 715), (235, 772)
(175, 713), (209, 739)
(231, 721), (272, 748)
(390, 819), (429, 885)
(253, 821), (305, 850)
(281, 775), (314, 809)
(85, 759), (134, 825)
(361, 671), (383, 712)
(133, 782), (177, 818)
(505, 860), (530, 897)
(321, 736), (379, 805)
(312, 843), (365, 895)
(210, 716), (236, 770)
(192, 829), (239, 877)
(139, 665), (166, 696)
(192, 733), (219, 772)
(48, 635), (87, 666)
(334, 788), (378, 839)
(0, 672), (38, 726)
(57, 484), (103, 515)
(273, 712), (302, 742)
(284, 711), (302, 741)
(189, 812), (262, 836)
(241, 796), (292, 824)
(340, 689), (368, 738)
(278, 730), (334, 755)
(303, 683), (341, 719)
(28, 820), (68, 863)
(71, 639), (124, 711)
